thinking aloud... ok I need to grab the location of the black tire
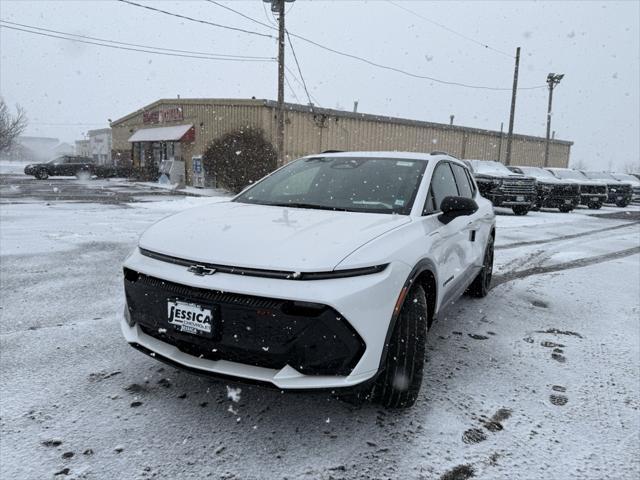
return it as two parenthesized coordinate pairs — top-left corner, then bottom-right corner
(35, 169), (48, 180)
(615, 199), (629, 208)
(558, 205), (573, 213)
(374, 284), (428, 409)
(467, 235), (494, 298)
(512, 205), (529, 216)
(588, 202), (602, 210)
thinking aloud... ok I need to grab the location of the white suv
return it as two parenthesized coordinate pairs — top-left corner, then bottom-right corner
(121, 152), (496, 408)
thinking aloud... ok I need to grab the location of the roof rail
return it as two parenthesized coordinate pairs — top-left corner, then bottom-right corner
(430, 151), (458, 158)
(321, 150), (344, 154)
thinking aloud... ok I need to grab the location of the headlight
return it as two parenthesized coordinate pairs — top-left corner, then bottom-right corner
(610, 188), (617, 193)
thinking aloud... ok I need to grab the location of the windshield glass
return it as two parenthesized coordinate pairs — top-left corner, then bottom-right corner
(612, 173), (638, 183)
(517, 166), (556, 179)
(234, 156), (427, 214)
(468, 160), (514, 176)
(47, 157), (63, 164)
(583, 171), (616, 180)
(549, 169), (589, 180)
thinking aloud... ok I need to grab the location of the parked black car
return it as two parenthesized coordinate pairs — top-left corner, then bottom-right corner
(581, 171), (633, 207)
(24, 156), (94, 180)
(464, 160), (536, 215)
(508, 166), (580, 212)
(546, 168), (608, 209)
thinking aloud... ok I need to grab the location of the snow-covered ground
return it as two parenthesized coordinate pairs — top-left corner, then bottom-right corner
(1, 176), (639, 480)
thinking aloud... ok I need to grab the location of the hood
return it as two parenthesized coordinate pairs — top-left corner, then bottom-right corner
(475, 173), (535, 181)
(139, 201), (411, 272)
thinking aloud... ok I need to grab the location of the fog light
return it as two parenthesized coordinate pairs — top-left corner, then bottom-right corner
(124, 304), (135, 327)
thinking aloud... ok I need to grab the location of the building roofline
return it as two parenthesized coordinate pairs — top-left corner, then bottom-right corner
(110, 98), (573, 146)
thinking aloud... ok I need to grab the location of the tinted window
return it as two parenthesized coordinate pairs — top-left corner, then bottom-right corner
(430, 162), (459, 210)
(451, 164), (473, 198)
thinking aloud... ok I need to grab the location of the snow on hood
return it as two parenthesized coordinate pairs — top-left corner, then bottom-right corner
(138, 201), (410, 271)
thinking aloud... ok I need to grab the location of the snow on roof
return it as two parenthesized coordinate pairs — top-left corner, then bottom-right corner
(128, 124), (193, 142)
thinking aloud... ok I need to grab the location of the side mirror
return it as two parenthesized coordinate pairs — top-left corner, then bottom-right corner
(438, 196), (478, 224)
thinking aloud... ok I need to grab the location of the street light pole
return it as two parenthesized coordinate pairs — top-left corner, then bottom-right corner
(544, 73), (564, 167)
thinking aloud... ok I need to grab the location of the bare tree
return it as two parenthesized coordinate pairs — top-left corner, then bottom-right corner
(0, 98), (28, 153)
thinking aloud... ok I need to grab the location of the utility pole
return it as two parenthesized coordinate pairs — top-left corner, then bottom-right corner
(544, 73), (564, 167)
(275, 0), (286, 167)
(497, 121), (504, 162)
(505, 47), (520, 166)
(449, 115), (455, 125)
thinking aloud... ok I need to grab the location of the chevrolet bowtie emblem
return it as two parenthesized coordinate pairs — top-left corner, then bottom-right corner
(188, 264), (216, 276)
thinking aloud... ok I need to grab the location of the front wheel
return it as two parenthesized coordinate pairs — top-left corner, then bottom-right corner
(467, 235), (494, 298)
(558, 205), (573, 213)
(512, 205), (529, 216)
(588, 202), (602, 210)
(615, 199), (629, 208)
(35, 169), (49, 180)
(374, 284), (428, 409)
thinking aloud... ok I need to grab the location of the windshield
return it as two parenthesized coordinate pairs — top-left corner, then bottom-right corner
(468, 160), (514, 176)
(583, 171), (616, 181)
(549, 169), (589, 180)
(234, 156), (426, 214)
(47, 157), (63, 164)
(612, 173), (638, 183)
(517, 166), (556, 179)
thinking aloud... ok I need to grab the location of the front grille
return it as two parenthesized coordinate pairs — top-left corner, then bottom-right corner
(581, 185), (607, 195)
(501, 179), (537, 195)
(124, 269), (366, 376)
(550, 184), (580, 196)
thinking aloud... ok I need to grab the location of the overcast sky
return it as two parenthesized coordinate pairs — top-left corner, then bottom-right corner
(1, 0), (638, 170)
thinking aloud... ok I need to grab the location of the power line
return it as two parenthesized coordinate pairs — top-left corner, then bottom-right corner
(386, 0), (513, 59)
(283, 72), (301, 103)
(206, 0), (275, 31)
(118, 0), (275, 39)
(284, 64), (321, 106)
(285, 31), (313, 106)
(204, 1), (544, 91)
(0, 20), (274, 60)
(0, 23), (275, 62)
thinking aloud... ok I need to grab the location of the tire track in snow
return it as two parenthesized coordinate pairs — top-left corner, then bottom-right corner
(496, 221), (640, 250)
(492, 246), (640, 287)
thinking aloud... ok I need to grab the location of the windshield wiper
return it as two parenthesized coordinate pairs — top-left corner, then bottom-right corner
(266, 202), (350, 212)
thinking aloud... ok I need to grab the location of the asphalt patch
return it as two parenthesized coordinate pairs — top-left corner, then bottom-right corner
(462, 428), (487, 444)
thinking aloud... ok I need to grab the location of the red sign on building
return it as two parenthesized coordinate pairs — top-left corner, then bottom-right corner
(143, 107), (184, 124)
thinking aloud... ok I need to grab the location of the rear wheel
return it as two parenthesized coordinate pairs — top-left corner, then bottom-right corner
(467, 235), (494, 298)
(374, 284), (428, 409)
(615, 199), (629, 208)
(588, 202), (602, 209)
(558, 205), (573, 213)
(512, 205), (529, 215)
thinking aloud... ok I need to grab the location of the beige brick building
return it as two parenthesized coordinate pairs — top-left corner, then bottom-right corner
(111, 98), (572, 185)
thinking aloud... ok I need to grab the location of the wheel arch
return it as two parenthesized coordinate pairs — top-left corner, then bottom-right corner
(376, 258), (438, 373)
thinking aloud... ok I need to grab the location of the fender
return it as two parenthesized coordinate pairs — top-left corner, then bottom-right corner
(376, 257), (439, 373)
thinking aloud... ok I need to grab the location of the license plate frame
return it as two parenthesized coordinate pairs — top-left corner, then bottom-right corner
(166, 299), (217, 338)
(591, 196), (599, 202)
(564, 199), (572, 205)
(516, 195), (525, 202)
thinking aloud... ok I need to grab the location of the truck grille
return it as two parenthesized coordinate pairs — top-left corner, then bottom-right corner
(550, 184), (580, 196)
(581, 185), (607, 195)
(501, 178), (537, 195)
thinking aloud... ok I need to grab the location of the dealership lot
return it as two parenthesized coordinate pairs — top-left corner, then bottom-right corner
(1, 174), (638, 480)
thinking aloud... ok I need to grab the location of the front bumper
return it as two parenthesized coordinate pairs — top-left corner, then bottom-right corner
(121, 248), (410, 389)
(580, 193), (607, 205)
(487, 193), (536, 207)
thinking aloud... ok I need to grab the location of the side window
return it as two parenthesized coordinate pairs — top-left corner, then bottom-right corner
(451, 164), (473, 198)
(464, 168), (477, 196)
(430, 162), (459, 211)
